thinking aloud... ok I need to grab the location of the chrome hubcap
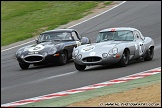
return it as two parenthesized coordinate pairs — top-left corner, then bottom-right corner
(61, 53), (66, 63)
(123, 53), (128, 63)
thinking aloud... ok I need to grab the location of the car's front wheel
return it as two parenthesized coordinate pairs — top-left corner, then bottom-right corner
(118, 50), (129, 67)
(74, 62), (86, 71)
(19, 63), (29, 70)
(144, 47), (154, 61)
(58, 50), (67, 65)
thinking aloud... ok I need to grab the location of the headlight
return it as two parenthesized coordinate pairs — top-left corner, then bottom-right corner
(73, 49), (79, 57)
(78, 54), (82, 59)
(43, 52), (48, 56)
(109, 47), (118, 55)
(48, 47), (57, 55)
(112, 48), (118, 54)
(102, 53), (108, 58)
(20, 55), (24, 58)
(16, 48), (24, 57)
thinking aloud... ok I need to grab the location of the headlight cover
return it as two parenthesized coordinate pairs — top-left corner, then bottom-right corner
(78, 54), (82, 59)
(109, 47), (118, 55)
(112, 47), (118, 54)
(16, 48), (24, 57)
(102, 53), (108, 58)
(48, 47), (57, 55)
(73, 49), (79, 57)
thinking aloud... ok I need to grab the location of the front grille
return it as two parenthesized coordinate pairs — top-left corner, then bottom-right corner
(24, 56), (43, 62)
(82, 57), (101, 62)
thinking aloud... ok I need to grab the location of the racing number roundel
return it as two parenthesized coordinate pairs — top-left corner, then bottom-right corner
(28, 44), (45, 52)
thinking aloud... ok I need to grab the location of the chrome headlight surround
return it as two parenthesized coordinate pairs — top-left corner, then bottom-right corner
(102, 53), (108, 58)
(78, 54), (82, 59)
(16, 48), (24, 57)
(109, 47), (118, 55)
(112, 47), (118, 54)
(48, 47), (57, 55)
(73, 49), (79, 57)
(43, 52), (48, 56)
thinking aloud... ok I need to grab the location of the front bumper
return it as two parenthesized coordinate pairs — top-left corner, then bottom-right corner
(16, 54), (59, 64)
(73, 54), (122, 65)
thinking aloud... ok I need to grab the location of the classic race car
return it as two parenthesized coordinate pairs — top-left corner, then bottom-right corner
(72, 27), (154, 71)
(16, 29), (90, 69)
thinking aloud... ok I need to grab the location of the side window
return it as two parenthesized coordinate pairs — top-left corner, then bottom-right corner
(72, 31), (79, 40)
(39, 35), (43, 41)
(138, 30), (145, 40)
(134, 30), (142, 40)
(125, 31), (134, 41)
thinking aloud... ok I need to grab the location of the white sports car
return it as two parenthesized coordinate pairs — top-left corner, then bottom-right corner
(72, 27), (154, 71)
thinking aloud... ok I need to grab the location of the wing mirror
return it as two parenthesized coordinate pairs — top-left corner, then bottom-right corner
(80, 37), (91, 45)
(35, 37), (40, 44)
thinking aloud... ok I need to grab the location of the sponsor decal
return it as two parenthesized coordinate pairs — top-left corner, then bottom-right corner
(28, 51), (39, 55)
(135, 44), (138, 50)
(89, 52), (96, 56)
(111, 28), (116, 31)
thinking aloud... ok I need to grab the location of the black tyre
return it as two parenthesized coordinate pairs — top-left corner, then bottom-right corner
(74, 62), (86, 71)
(118, 50), (129, 67)
(19, 63), (29, 70)
(58, 50), (67, 65)
(144, 47), (154, 61)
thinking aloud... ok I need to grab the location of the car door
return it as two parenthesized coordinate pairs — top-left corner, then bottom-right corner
(72, 31), (82, 47)
(66, 31), (81, 57)
(133, 30), (145, 56)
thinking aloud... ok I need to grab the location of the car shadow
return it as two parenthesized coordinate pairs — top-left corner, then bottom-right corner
(83, 59), (154, 72)
(83, 64), (120, 72)
(27, 59), (74, 70)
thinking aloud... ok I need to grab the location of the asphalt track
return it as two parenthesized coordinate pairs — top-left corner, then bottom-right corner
(1, 1), (161, 104)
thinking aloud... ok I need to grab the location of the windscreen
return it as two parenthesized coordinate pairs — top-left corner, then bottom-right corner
(39, 32), (72, 42)
(96, 30), (134, 43)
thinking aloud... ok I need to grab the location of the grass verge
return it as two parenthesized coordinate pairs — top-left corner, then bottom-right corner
(1, 1), (112, 46)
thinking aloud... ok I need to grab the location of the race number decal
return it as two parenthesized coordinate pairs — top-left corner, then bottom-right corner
(138, 42), (145, 56)
(81, 45), (95, 52)
(28, 44), (45, 52)
(135, 44), (138, 50)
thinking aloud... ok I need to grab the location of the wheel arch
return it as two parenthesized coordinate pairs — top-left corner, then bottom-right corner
(124, 48), (130, 54)
(63, 49), (68, 58)
(149, 46), (154, 50)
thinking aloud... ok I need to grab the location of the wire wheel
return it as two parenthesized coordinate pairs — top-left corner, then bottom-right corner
(118, 50), (129, 67)
(144, 47), (154, 61)
(19, 63), (29, 70)
(58, 50), (67, 65)
(74, 62), (86, 71)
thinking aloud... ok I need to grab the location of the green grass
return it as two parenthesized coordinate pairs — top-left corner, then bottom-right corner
(98, 1), (113, 9)
(104, 1), (113, 5)
(1, 1), (112, 46)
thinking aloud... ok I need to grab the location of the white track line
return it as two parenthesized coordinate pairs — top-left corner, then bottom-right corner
(154, 43), (161, 50)
(1, 1), (126, 53)
(1, 71), (77, 91)
(1, 40), (35, 52)
(67, 1), (127, 28)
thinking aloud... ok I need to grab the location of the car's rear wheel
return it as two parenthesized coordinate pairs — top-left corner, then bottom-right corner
(118, 50), (129, 67)
(19, 63), (29, 70)
(58, 50), (67, 65)
(144, 47), (154, 61)
(74, 62), (86, 71)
